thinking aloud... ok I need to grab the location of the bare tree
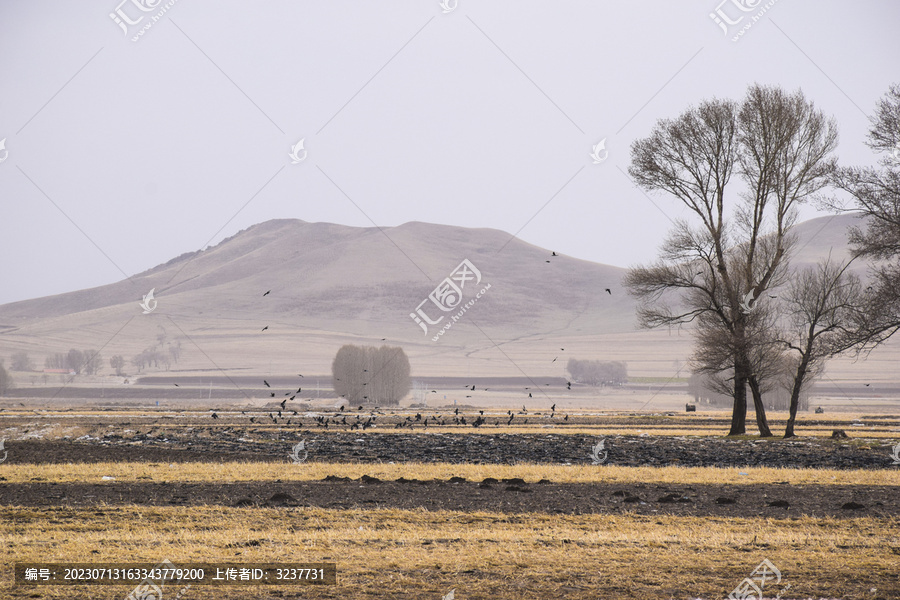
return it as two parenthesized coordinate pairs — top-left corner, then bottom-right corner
(777, 258), (865, 437)
(0, 360), (12, 395)
(332, 344), (411, 405)
(10, 352), (34, 371)
(82, 350), (103, 376)
(109, 355), (126, 377)
(832, 83), (900, 346)
(626, 84), (838, 435)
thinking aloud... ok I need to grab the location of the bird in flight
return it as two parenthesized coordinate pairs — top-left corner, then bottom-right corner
(264, 380), (270, 388)
(261, 326), (268, 331)
(551, 251), (558, 256)
(280, 399), (287, 410)
(173, 383), (179, 387)
(552, 357), (558, 363)
(211, 412), (218, 419)
(605, 288), (611, 295)
(263, 290), (270, 296)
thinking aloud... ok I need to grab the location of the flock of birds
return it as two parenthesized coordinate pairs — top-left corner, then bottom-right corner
(209, 393), (571, 430)
(201, 276), (607, 427)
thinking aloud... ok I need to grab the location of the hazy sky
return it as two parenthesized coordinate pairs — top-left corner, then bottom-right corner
(1, 1), (897, 306)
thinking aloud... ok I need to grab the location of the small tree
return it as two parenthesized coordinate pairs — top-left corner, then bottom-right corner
(110, 355), (126, 376)
(778, 258), (865, 437)
(66, 349), (85, 375)
(10, 351), (34, 371)
(0, 360), (13, 395)
(332, 344), (411, 405)
(82, 350), (103, 376)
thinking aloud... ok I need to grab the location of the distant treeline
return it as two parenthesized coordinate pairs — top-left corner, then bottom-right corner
(566, 358), (627, 386)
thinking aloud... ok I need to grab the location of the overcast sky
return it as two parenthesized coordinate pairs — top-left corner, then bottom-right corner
(0, 1), (897, 306)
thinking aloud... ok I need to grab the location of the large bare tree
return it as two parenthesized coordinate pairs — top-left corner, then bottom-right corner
(832, 83), (900, 346)
(625, 84), (838, 435)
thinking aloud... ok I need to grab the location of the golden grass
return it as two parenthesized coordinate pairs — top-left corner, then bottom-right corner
(5, 461), (900, 486)
(2, 505), (897, 599)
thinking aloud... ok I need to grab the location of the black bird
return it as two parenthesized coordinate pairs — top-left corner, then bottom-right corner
(507, 415), (514, 425)
(865, 383), (871, 387)
(605, 288), (611, 294)
(250, 417), (256, 423)
(289, 395), (296, 401)
(293, 411), (298, 415)
(551, 251), (558, 256)
(564, 414), (569, 421)
(297, 387), (302, 394)
(454, 408), (459, 415)
(277, 410), (282, 418)
(479, 410), (484, 415)
(173, 383), (179, 387)
(280, 399), (287, 410)
(339, 405), (345, 412)
(546, 260), (550, 263)
(567, 382), (572, 390)
(263, 290), (270, 296)
(528, 393), (532, 398)
(470, 385), (475, 391)
(211, 412), (218, 419)
(551, 404), (556, 412)
(358, 406), (363, 411)
(298, 374), (304, 377)
(270, 392), (275, 397)
(264, 380), (270, 387)
(261, 326), (268, 331)
(552, 357), (558, 362)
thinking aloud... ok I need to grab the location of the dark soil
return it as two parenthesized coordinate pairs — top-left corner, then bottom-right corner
(0, 477), (894, 518)
(1, 436), (897, 517)
(3, 431), (896, 469)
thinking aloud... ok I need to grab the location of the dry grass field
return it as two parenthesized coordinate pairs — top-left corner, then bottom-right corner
(2, 406), (899, 599)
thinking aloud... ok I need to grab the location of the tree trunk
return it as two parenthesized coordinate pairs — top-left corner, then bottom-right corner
(748, 376), (773, 437)
(784, 358), (810, 438)
(728, 361), (749, 435)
